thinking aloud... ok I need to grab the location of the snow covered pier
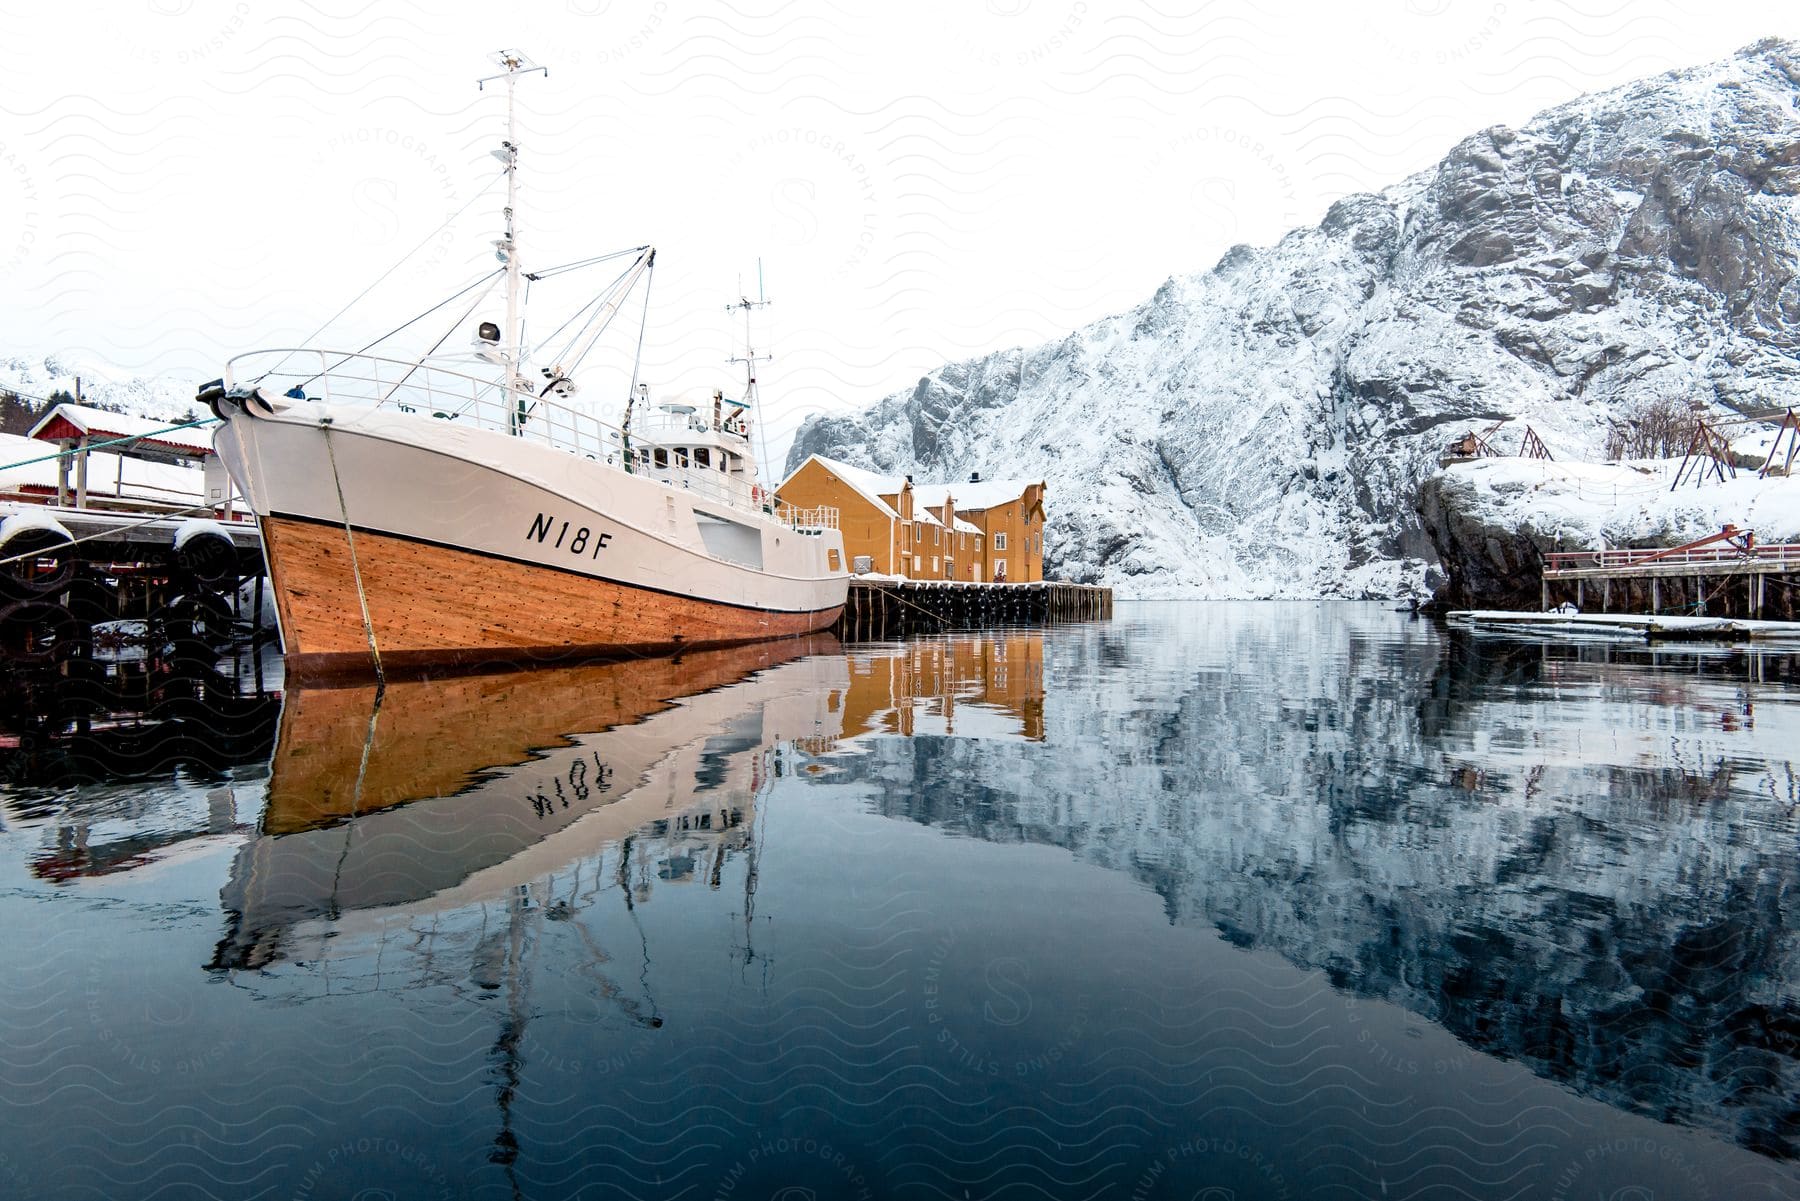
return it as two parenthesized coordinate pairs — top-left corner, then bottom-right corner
(836, 579), (1112, 639)
(1541, 542), (1800, 620)
(1449, 609), (1800, 645)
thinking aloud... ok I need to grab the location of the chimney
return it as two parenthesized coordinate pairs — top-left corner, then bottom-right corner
(969, 471), (980, 483)
(905, 473), (913, 485)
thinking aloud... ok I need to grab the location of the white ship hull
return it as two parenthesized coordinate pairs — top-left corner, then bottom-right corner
(210, 386), (848, 676)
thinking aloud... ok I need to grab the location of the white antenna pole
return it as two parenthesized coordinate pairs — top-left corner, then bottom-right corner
(479, 50), (546, 432)
(502, 66), (521, 373)
(726, 269), (773, 483)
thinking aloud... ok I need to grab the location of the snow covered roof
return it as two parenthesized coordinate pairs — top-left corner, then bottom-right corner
(0, 431), (207, 505)
(786, 455), (1034, 529)
(785, 454), (901, 520)
(27, 403), (214, 457)
(919, 501), (981, 535)
(912, 479), (1043, 514)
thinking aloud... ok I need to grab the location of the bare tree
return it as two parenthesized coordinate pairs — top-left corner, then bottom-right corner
(1604, 394), (1695, 460)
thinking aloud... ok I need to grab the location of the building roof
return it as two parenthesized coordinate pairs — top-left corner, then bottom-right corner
(914, 478), (1043, 512)
(919, 500), (981, 536)
(0, 431), (207, 504)
(782, 454), (901, 520)
(784, 455), (1039, 530)
(27, 403), (214, 458)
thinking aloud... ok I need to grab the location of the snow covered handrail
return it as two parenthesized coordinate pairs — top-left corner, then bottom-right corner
(1544, 544), (1800, 574)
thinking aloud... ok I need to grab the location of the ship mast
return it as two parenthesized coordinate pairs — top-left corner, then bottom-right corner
(479, 50), (546, 432)
(726, 261), (773, 479)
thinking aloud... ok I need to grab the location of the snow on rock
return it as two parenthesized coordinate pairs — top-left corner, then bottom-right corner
(788, 38), (1800, 599)
(0, 354), (200, 423)
(1418, 457), (1800, 608)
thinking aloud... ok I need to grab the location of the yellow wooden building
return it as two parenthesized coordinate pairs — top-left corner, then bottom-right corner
(778, 455), (1045, 582)
(910, 476), (1047, 583)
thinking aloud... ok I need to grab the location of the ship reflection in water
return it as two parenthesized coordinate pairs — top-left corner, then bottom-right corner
(2, 606), (1799, 1200)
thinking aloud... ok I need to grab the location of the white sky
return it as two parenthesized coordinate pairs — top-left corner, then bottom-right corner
(2, 1), (1796, 466)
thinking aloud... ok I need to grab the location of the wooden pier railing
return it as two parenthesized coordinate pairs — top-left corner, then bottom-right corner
(835, 579), (1112, 639)
(1543, 543), (1800, 578)
(1539, 543), (1800, 620)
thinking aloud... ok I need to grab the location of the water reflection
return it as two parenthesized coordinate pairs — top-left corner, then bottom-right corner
(215, 636), (848, 970)
(4, 609), (1800, 1199)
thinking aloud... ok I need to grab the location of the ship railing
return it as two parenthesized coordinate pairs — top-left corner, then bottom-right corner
(775, 504), (839, 532)
(226, 349), (767, 515)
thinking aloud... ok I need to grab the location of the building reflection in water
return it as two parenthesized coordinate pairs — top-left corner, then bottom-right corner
(833, 633), (1045, 742)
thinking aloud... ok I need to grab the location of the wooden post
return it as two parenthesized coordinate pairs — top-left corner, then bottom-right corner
(1651, 578), (1659, 613)
(74, 435), (91, 509)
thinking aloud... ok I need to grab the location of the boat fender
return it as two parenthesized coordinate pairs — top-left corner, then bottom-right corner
(0, 513), (76, 598)
(174, 519), (240, 587)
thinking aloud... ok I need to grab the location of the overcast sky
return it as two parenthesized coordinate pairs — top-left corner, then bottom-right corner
(3, 1), (1795, 464)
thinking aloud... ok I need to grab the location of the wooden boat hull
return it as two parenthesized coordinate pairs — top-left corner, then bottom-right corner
(264, 513), (844, 677)
(209, 391), (848, 676)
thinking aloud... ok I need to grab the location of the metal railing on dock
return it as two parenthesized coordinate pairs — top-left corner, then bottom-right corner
(835, 579), (1112, 639)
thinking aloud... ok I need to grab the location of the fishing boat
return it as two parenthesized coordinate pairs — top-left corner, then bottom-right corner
(200, 51), (848, 678)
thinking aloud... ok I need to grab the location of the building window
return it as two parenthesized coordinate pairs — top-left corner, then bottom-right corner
(931, 556), (939, 572)
(994, 558), (1008, 582)
(914, 522), (923, 542)
(933, 527), (940, 546)
(994, 532), (1007, 551)
(945, 558), (954, 577)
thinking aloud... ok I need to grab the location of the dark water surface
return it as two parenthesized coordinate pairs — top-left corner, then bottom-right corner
(2, 602), (1798, 1200)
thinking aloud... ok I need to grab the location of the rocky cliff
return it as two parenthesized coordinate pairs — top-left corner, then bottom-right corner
(788, 39), (1800, 598)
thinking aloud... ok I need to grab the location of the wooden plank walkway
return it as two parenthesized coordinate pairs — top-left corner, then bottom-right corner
(836, 579), (1112, 639)
(1449, 609), (1800, 645)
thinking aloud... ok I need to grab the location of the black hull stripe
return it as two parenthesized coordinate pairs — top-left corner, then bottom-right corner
(265, 510), (841, 616)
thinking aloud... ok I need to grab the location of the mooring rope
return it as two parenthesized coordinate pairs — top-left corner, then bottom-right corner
(323, 424), (385, 689)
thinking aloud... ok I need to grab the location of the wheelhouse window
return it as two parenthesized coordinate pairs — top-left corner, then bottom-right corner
(675, 448), (690, 468)
(653, 448), (669, 469)
(695, 448), (710, 469)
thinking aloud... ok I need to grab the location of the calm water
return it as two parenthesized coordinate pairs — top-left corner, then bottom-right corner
(1, 602), (1798, 1200)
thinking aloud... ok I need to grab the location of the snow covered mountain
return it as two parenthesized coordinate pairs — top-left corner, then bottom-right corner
(788, 39), (1800, 598)
(0, 354), (200, 424)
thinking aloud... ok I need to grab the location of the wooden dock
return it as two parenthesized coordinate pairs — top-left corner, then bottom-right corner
(835, 579), (1112, 639)
(1541, 543), (1800, 620)
(1450, 609), (1800, 645)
